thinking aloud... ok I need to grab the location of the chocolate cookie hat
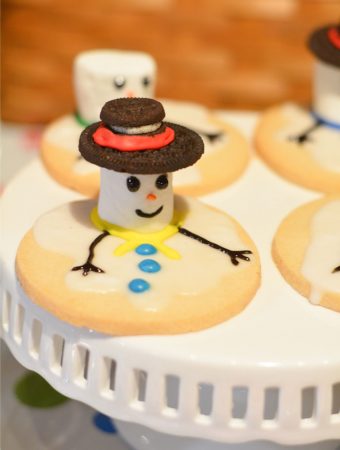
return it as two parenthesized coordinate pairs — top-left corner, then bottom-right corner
(308, 23), (340, 68)
(79, 98), (204, 174)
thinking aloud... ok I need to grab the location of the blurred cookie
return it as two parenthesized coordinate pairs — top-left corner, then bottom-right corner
(41, 49), (156, 196)
(255, 23), (340, 193)
(42, 98), (250, 197)
(273, 195), (340, 312)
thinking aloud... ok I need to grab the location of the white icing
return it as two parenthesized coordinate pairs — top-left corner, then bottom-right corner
(42, 115), (97, 175)
(161, 99), (230, 187)
(43, 115), (83, 154)
(112, 122), (162, 135)
(74, 50), (156, 123)
(33, 198), (250, 312)
(279, 103), (340, 173)
(98, 169), (174, 233)
(161, 98), (229, 155)
(301, 200), (340, 304)
(173, 165), (202, 187)
(313, 60), (340, 124)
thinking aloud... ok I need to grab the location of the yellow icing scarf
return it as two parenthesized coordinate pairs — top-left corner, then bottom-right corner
(90, 207), (184, 259)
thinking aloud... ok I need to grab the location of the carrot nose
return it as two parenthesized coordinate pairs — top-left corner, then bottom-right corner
(126, 91), (135, 98)
(147, 193), (157, 201)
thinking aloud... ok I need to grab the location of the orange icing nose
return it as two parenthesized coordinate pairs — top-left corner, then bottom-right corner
(147, 193), (157, 201)
(127, 91), (135, 98)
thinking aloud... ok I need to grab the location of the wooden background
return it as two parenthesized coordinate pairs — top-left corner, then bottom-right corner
(1, 0), (339, 123)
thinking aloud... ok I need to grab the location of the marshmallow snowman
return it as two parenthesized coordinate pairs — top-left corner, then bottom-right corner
(313, 59), (340, 125)
(74, 97), (252, 276)
(98, 169), (174, 233)
(294, 23), (340, 142)
(74, 50), (156, 124)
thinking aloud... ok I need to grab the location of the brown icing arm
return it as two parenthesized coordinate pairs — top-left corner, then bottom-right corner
(72, 231), (109, 276)
(195, 129), (224, 143)
(288, 119), (322, 145)
(333, 266), (340, 273)
(178, 227), (252, 265)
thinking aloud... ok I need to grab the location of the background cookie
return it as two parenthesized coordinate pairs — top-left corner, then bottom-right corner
(255, 103), (340, 193)
(255, 24), (340, 193)
(41, 99), (250, 197)
(16, 197), (260, 336)
(272, 195), (340, 312)
(41, 49), (157, 197)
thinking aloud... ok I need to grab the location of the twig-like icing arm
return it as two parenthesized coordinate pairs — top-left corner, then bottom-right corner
(288, 120), (322, 144)
(196, 129), (224, 143)
(333, 266), (340, 273)
(72, 231), (109, 276)
(178, 227), (252, 265)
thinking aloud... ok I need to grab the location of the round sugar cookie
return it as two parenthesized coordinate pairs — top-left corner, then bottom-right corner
(16, 196), (260, 336)
(40, 100), (250, 197)
(255, 103), (340, 193)
(272, 195), (340, 312)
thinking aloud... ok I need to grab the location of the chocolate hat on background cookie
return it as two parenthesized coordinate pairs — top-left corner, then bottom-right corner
(79, 98), (204, 174)
(308, 23), (340, 68)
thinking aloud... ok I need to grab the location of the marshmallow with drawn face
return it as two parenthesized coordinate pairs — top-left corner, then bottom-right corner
(74, 50), (156, 123)
(98, 169), (174, 233)
(308, 24), (340, 124)
(313, 60), (340, 124)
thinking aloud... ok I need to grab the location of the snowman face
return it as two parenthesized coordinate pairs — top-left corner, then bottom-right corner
(98, 169), (174, 232)
(74, 50), (156, 123)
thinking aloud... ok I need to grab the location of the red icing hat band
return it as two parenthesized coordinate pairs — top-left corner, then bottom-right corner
(328, 27), (340, 49)
(93, 124), (175, 152)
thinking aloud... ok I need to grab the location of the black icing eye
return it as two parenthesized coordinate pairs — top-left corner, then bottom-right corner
(155, 174), (168, 190)
(142, 76), (151, 88)
(127, 176), (141, 192)
(114, 75), (126, 89)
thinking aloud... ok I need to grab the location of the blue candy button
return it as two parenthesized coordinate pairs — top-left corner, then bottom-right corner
(135, 244), (157, 256)
(129, 278), (150, 293)
(92, 412), (117, 434)
(138, 259), (161, 273)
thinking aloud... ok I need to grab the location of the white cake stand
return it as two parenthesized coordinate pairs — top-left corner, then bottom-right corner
(1, 113), (340, 450)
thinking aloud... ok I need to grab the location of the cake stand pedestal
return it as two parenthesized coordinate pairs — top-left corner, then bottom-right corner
(1, 113), (340, 450)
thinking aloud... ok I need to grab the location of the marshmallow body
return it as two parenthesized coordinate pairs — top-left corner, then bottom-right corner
(74, 50), (156, 123)
(313, 60), (340, 124)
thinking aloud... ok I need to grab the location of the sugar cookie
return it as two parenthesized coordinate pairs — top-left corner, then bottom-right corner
(272, 195), (340, 312)
(17, 98), (260, 335)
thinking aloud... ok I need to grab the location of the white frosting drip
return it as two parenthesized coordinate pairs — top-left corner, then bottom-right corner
(313, 60), (340, 124)
(301, 200), (340, 304)
(98, 169), (174, 233)
(279, 103), (340, 173)
(74, 50), (156, 123)
(32, 198), (250, 312)
(43, 115), (82, 153)
(161, 98), (229, 155)
(112, 122), (161, 135)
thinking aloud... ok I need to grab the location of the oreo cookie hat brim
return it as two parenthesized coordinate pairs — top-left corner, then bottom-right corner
(308, 24), (340, 68)
(79, 122), (204, 174)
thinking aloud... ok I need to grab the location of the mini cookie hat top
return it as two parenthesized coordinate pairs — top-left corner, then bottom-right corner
(308, 23), (340, 68)
(79, 98), (204, 174)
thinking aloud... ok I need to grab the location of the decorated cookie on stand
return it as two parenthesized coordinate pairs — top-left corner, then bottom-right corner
(17, 98), (260, 335)
(41, 49), (156, 197)
(273, 195), (340, 312)
(255, 23), (340, 193)
(41, 50), (250, 199)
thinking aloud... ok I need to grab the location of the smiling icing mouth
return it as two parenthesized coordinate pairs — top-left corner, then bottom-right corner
(136, 206), (164, 218)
